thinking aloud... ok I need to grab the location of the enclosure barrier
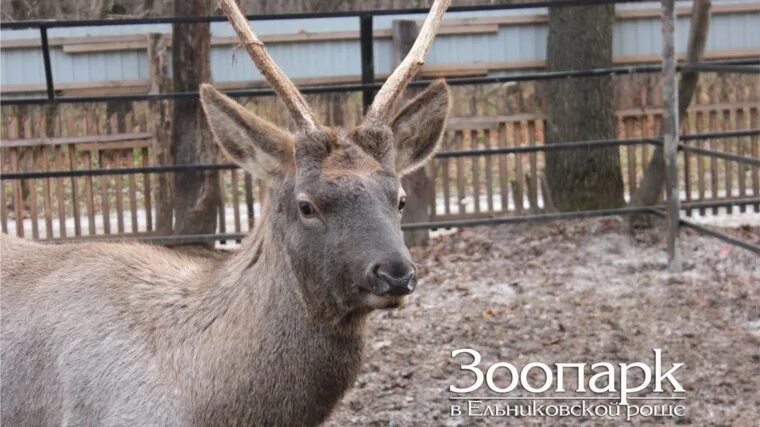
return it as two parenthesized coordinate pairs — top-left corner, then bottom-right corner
(2, 130), (758, 251)
(1, 0), (759, 264)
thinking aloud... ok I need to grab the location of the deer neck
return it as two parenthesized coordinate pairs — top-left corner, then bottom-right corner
(163, 209), (367, 423)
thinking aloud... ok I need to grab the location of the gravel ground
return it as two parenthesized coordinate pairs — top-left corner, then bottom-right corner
(323, 218), (760, 426)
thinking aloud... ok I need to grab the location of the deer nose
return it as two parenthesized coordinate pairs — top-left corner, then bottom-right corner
(372, 261), (416, 296)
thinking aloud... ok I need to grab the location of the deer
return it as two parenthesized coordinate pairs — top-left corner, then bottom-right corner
(0, 0), (451, 425)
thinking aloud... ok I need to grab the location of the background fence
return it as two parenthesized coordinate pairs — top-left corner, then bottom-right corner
(1, 97), (757, 241)
(1, 0), (758, 257)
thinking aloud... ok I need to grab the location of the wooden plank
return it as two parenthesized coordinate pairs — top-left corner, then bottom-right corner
(97, 150), (111, 234)
(428, 162), (438, 223)
(497, 123), (509, 213)
(512, 121), (525, 214)
(28, 150), (39, 239)
(454, 131), (466, 214)
(78, 140), (152, 151)
(127, 149), (139, 233)
(441, 132), (452, 215)
(527, 120), (539, 213)
(83, 151), (97, 235)
(656, 114), (665, 201)
(447, 114), (538, 130)
(428, 211), (497, 222)
(141, 147), (153, 232)
(483, 129), (494, 212)
(624, 117), (637, 196)
(1, 33), (150, 49)
(63, 40), (148, 53)
(469, 130), (481, 213)
(63, 111), (80, 236)
(1, 80), (151, 96)
(735, 108), (747, 213)
(751, 107), (760, 212)
(1, 132), (153, 148)
(10, 148), (24, 237)
(55, 146), (67, 238)
(40, 146), (54, 238)
(617, 101), (760, 118)
(67, 145), (82, 236)
(695, 111), (706, 215)
(113, 150), (125, 234)
(708, 111), (720, 214)
(218, 172), (227, 244)
(682, 113), (692, 216)
(231, 168), (241, 234)
(640, 115), (653, 191)
(23, 117), (39, 240)
(0, 120), (14, 241)
(722, 109), (733, 213)
(0, 181), (7, 234)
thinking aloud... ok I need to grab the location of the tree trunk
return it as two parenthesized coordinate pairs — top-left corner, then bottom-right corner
(171, 0), (221, 242)
(544, 2), (625, 211)
(394, 20), (433, 246)
(631, 0), (712, 221)
(149, 33), (174, 235)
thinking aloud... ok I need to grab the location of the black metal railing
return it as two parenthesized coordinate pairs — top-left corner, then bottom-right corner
(1, 0), (757, 107)
(1, 0), (759, 256)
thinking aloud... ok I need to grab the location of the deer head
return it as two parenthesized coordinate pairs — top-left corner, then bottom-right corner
(201, 0), (451, 317)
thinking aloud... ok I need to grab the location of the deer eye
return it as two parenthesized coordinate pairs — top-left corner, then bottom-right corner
(298, 201), (316, 217)
(398, 196), (407, 212)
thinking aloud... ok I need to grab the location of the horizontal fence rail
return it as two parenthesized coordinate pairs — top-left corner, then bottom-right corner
(649, 207), (760, 255)
(0, 0), (656, 30)
(2, 130), (758, 180)
(25, 198), (759, 247)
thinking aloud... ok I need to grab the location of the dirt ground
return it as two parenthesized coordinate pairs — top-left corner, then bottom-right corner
(322, 218), (760, 426)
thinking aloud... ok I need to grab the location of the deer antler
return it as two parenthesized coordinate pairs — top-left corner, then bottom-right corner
(219, 0), (318, 131)
(364, 0), (451, 124)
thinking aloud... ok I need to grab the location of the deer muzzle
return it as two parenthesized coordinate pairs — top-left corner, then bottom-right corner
(367, 259), (417, 296)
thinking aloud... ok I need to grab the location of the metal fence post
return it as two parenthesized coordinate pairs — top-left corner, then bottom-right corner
(39, 26), (56, 101)
(661, 0), (682, 272)
(359, 14), (375, 113)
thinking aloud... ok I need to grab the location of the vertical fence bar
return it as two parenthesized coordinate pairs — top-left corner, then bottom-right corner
(39, 26), (56, 101)
(661, 0), (682, 272)
(360, 15), (375, 113)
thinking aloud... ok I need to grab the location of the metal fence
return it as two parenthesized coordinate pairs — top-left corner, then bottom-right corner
(1, 0), (759, 263)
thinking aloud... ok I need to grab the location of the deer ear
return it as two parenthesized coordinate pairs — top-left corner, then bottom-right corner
(391, 79), (450, 176)
(200, 84), (293, 177)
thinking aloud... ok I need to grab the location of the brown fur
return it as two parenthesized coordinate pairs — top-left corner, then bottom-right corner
(0, 80), (450, 425)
